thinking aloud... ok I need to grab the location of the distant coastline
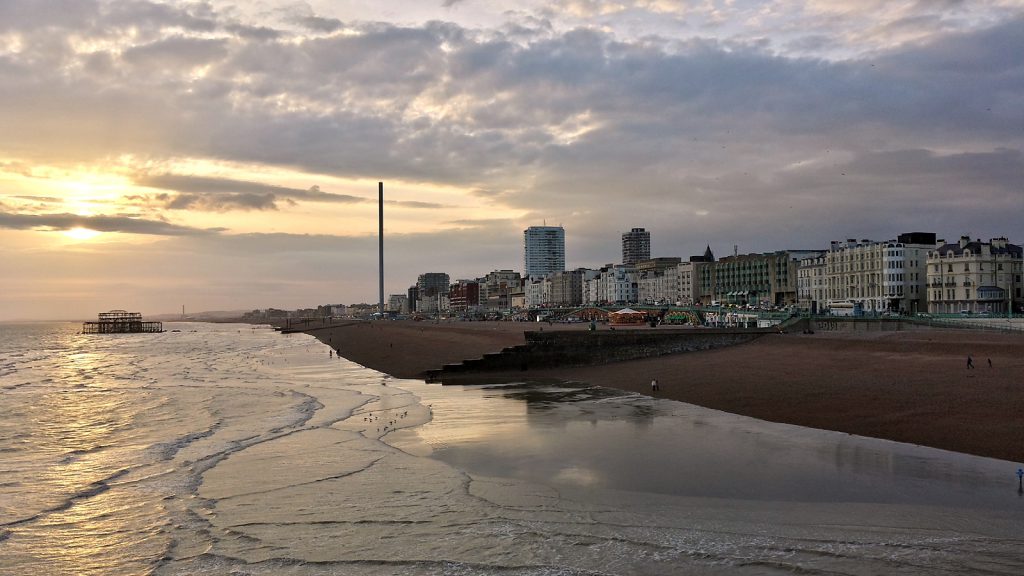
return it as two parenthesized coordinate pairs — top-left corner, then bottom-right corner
(306, 320), (1024, 463)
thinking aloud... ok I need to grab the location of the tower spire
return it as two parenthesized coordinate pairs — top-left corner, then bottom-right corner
(378, 182), (384, 317)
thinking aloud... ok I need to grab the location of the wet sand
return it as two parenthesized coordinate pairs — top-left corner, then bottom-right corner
(307, 321), (1024, 463)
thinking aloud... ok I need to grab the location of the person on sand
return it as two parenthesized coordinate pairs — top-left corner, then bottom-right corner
(651, 379), (659, 392)
(967, 355), (974, 369)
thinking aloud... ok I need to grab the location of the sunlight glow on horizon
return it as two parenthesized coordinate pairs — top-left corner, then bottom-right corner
(63, 227), (102, 241)
(2, 155), (527, 238)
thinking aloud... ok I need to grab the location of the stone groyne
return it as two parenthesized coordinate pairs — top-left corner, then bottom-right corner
(426, 327), (773, 383)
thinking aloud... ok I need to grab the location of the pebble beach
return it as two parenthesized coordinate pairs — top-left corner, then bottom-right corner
(308, 320), (1024, 462)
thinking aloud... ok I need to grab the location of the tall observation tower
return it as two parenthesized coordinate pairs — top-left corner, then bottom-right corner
(378, 182), (384, 317)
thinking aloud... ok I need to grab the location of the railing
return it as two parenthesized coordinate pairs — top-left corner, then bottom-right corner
(907, 314), (1024, 333)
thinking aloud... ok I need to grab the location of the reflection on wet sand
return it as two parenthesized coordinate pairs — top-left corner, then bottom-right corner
(400, 380), (1022, 507)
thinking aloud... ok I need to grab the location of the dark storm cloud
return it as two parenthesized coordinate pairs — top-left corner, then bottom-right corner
(0, 211), (223, 236)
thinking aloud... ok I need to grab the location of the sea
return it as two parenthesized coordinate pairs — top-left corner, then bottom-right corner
(1, 321), (1022, 575)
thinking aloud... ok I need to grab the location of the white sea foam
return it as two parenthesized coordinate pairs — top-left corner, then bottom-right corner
(1, 322), (1022, 575)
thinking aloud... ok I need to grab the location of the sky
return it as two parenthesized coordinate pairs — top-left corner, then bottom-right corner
(1, 0), (1022, 320)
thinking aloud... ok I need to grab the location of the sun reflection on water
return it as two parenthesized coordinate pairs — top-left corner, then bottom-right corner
(5, 337), (170, 575)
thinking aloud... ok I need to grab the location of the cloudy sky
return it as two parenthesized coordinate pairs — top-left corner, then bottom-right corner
(1, 0), (1022, 319)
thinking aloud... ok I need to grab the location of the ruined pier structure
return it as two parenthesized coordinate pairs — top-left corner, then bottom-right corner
(83, 310), (163, 334)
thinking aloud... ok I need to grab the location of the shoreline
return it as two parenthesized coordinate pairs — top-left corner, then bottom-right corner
(306, 320), (1024, 463)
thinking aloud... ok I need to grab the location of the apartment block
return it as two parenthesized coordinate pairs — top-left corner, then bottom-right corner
(524, 226), (565, 278)
(622, 227), (651, 265)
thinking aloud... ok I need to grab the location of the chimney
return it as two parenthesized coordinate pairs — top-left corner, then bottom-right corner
(959, 235), (970, 249)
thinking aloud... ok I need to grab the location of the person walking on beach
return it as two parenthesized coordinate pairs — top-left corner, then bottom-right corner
(967, 355), (974, 369)
(651, 379), (659, 392)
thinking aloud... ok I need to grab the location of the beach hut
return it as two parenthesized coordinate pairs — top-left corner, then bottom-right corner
(608, 308), (647, 326)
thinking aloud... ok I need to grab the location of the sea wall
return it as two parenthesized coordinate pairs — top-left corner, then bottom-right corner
(807, 318), (908, 332)
(427, 328), (771, 382)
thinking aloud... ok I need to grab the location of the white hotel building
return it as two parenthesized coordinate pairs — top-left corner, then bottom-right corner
(823, 232), (935, 314)
(926, 236), (1022, 314)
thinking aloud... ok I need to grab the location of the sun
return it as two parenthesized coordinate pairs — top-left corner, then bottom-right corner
(63, 227), (102, 241)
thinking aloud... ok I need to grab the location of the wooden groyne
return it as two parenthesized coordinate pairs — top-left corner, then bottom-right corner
(426, 327), (774, 383)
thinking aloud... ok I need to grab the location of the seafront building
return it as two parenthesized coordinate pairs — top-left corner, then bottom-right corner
(524, 226), (566, 278)
(676, 262), (697, 305)
(797, 254), (828, 313)
(586, 264), (637, 305)
(823, 232), (935, 314)
(406, 285), (419, 313)
(509, 284), (526, 309)
(926, 236), (1022, 314)
(416, 272), (450, 313)
(525, 276), (550, 308)
(675, 247), (715, 305)
(636, 257), (682, 304)
(388, 227), (1021, 318)
(698, 250), (821, 307)
(448, 280), (480, 314)
(386, 294), (409, 314)
(548, 269), (585, 306)
(622, 228), (651, 265)
(480, 270), (521, 311)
